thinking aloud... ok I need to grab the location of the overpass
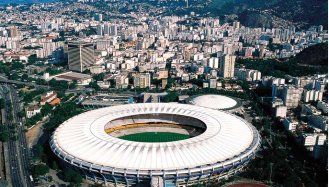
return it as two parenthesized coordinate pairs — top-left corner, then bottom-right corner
(0, 76), (49, 89)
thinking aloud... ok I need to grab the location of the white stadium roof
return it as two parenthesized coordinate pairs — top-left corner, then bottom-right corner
(51, 103), (259, 173)
(189, 94), (240, 110)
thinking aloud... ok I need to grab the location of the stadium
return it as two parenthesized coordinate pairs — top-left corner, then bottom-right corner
(50, 103), (261, 187)
(187, 94), (242, 112)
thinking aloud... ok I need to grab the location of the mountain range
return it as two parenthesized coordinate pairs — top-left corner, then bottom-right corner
(207, 0), (328, 29)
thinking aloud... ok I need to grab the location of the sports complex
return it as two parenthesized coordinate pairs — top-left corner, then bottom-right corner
(187, 94), (242, 112)
(50, 103), (261, 187)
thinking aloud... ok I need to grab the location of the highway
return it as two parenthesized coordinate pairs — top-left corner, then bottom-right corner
(10, 85), (33, 186)
(0, 75), (48, 89)
(0, 84), (33, 187)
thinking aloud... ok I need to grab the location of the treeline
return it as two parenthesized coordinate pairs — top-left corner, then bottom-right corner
(33, 101), (84, 185)
(238, 58), (327, 78)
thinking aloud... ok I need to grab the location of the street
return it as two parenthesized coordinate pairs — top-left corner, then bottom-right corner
(0, 84), (33, 187)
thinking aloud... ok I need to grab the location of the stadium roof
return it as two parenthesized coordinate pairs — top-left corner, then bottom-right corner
(189, 94), (241, 110)
(51, 103), (259, 172)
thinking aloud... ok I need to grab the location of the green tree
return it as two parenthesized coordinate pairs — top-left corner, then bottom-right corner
(32, 164), (49, 176)
(51, 161), (59, 170)
(69, 80), (78, 89)
(163, 91), (178, 102)
(88, 81), (100, 90)
(21, 74), (29, 81)
(11, 61), (24, 70)
(64, 169), (83, 184)
(0, 125), (9, 142)
(41, 103), (52, 116)
(17, 111), (26, 118)
(92, 73), (105, 81)
(0, 98), (5, 109)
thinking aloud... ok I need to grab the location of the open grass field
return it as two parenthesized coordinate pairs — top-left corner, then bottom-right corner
(119, 132), (190, 142)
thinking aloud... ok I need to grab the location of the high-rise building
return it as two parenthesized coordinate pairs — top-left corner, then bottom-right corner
(104, 23), (110, 36)
(282, 85), (303, 108)
(161, 78), (167, 89)
(68, 42), (95, 72)
(302, 89), (323, 102)
(220, 54), (236, 78)
(110, 25), (118, 36)
(8, 26), (19, 37)
(232, 21), (240, 29)
(208, 57), (219, 69)
(95, 13), (103, 22)
(133, 73), (151, 88)
(209, 78), (217, 89)
(97, 24), (103, 36)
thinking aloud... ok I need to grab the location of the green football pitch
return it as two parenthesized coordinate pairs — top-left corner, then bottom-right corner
(119, 132), (190, 142)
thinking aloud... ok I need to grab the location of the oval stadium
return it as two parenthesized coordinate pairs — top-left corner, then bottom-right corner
(50, 103), (260, 187)
(187, 94), (242, 112)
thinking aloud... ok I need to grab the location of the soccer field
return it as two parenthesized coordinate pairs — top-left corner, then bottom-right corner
(119, 132), (190, 142)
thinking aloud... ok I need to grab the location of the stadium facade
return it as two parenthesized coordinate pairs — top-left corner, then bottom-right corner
(50, 103), (260, 187)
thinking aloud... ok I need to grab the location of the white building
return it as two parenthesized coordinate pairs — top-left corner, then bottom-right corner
(133, 73), (151, 88)
(275, 105), (287, 118)
(235, 68), (261, 82)
(302, 133), (327, 151)
(282, 85), (303, 108)
(26, 105), (41, 118)
(302, 89), (323, 102)
(302, 133), (317, 147)
(208, 57), (219, 69)
(209, 78), (217, 89)
(283, 117), (298, 132)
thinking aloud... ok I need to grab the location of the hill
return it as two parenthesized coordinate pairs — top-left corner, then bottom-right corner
(206, 0), (328, 29)
(295, 43), (328, 66)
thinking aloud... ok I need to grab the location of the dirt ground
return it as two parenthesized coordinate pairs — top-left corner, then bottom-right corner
(26, 121), (43, 148)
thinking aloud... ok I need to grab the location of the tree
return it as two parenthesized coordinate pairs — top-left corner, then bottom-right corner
(21, 74), (29, 81)
(64, 169), (83, 184)
(35, 144), (45, 160)
(8, 73), (19, 80)
(92, 73), (105, 81)
(0, 62), (10, 75)
(163, 91), (178, 102)
(0, 98), (5, 109)
(36, 78), (47, 85)
(41, 103), (52, 116)
(11, 61), (24, 70)
(32, 164), (49, 176)
(43, 102), (82, 132)
(49, 79), (69, 91)
(0, 125), (9, 142)
(69, 80), (78, 89)
(17, 111), (26, 118)
(51, 161), (59, 170)
(88, 81), (100, 90)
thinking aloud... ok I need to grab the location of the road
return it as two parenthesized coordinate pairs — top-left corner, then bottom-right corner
(10, 85), (33, 186)
(0, 75), (48, 89)
(0, 84), (33, 187)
